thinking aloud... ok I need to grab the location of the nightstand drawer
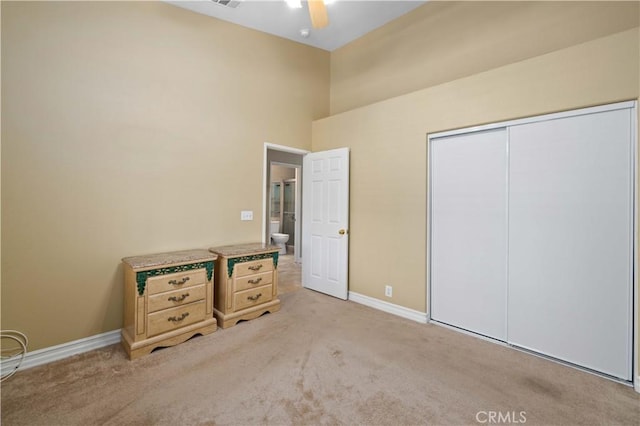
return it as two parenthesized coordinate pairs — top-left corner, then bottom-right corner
(147, 301), (205, 338)
(148, 284), (206, 313)
(235, 259), (273, 277)
(147, 269), (206, 295)
(234, 284), (273, 311)
(235, 271), (273, 292)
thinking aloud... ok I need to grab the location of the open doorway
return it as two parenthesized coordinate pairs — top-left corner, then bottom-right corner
(262, 143), (307, 264)
(269, 164), (298, 257)
(263, 144), (351, 299)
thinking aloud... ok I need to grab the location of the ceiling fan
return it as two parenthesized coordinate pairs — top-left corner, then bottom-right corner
(286, 0), (330, 29)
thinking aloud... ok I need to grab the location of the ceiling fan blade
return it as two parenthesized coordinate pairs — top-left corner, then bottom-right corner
(308, 0), (328, 29)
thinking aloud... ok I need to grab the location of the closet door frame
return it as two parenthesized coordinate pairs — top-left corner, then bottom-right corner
(426, 100), (638, 388)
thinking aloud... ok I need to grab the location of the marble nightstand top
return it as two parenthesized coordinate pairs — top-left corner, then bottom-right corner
(208, 243), (279, 258)
(122, 249), (217, 270)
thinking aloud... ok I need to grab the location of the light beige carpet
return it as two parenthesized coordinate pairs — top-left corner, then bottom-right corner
(2, 288), (639, 425)
(277, 254), (301, 295)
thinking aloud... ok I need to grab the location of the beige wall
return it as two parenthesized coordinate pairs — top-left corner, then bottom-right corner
(330, 1), (639, 115)
(1, 1), (329, 350)
(313, 28), (639, 312)
(271, 165), (296, 183)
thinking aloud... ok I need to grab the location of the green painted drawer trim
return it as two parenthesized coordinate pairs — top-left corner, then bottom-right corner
(136, 261), (214, 296)
(227, 252), (279, 278)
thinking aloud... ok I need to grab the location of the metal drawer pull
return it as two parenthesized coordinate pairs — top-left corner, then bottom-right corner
(248, 278), (262, 285)
(168, 277), (190, 286)
(168, 293), (189, 303)
(168, 312), (189, 322)
(248, 264), (263, 271)
(247, 293), (262, 302)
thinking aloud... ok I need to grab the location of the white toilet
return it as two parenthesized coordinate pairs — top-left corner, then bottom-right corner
(270, 220), (289, 255)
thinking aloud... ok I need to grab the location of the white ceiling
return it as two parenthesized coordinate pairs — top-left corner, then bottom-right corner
(165, 0), (427, 51)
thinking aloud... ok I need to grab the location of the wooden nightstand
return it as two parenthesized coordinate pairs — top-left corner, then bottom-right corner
(209, 243), (281, 329)
(121, 249), (218, 359)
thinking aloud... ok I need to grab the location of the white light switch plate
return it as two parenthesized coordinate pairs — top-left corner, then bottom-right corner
(240, 210), (253, 221)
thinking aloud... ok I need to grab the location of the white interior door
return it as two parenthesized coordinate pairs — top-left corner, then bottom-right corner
(302, 148), (350, 300)
(430, 129), (508, 340)
(508, 109), (633, 380)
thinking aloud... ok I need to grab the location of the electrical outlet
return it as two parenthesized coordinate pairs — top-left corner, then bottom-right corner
(385, 285), (393, 298)
(240, 210), (253, 221)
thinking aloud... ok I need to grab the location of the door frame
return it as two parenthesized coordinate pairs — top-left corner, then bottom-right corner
(426, 100), (638, 390)
(262, 142), (309, 263)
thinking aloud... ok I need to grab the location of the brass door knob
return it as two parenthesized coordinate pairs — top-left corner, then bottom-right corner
(339, 229), (348, 235)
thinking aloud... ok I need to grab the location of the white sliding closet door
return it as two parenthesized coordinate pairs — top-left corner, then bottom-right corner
(430, 129), (508, 340)
(508, 109), (633, 380)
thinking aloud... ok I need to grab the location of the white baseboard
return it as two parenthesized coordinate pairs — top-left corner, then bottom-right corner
(636, 376), (640, 394)
(1, 330), (121, 377)
(348, 291), (428, 324)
